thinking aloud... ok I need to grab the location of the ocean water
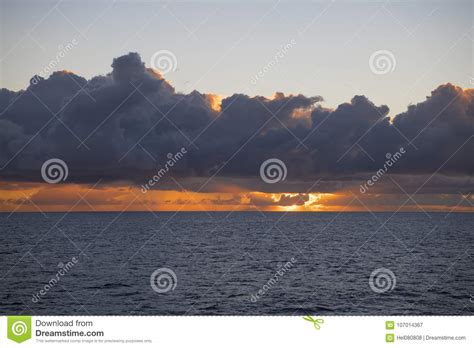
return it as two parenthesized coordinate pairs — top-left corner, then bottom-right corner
(0, 212), (473, 315)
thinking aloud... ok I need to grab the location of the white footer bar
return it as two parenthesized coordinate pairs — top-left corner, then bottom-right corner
(0, 316), (472, 347)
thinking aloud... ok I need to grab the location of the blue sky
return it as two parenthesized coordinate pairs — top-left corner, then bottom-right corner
(1, 0), (472, 115)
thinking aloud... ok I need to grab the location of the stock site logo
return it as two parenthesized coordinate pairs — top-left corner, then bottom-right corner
(7, 316), (32, 343)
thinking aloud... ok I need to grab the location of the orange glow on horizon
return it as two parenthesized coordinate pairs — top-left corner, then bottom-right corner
(0, 182), (472, 213)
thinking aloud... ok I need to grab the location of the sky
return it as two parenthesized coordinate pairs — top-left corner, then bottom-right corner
(1, 0), (472, 114)
(0, 0), (473, 212)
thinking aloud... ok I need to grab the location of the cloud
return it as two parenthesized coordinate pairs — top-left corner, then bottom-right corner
(0, 53), (473, 195)
(275, 193), (309, 206)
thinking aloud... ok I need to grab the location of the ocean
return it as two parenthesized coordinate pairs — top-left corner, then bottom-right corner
(0, 212), (472, 315)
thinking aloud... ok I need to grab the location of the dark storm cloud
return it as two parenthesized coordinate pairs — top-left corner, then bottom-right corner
(0, 53), (473, 192)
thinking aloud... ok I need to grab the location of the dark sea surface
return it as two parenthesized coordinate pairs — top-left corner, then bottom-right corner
(0, 212), (473, 315)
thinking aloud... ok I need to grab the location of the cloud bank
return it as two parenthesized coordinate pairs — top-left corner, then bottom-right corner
(0, 53), (473, 194)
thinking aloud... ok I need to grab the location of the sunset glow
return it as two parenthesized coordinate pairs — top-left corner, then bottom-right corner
(1, 182), (472, 213)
